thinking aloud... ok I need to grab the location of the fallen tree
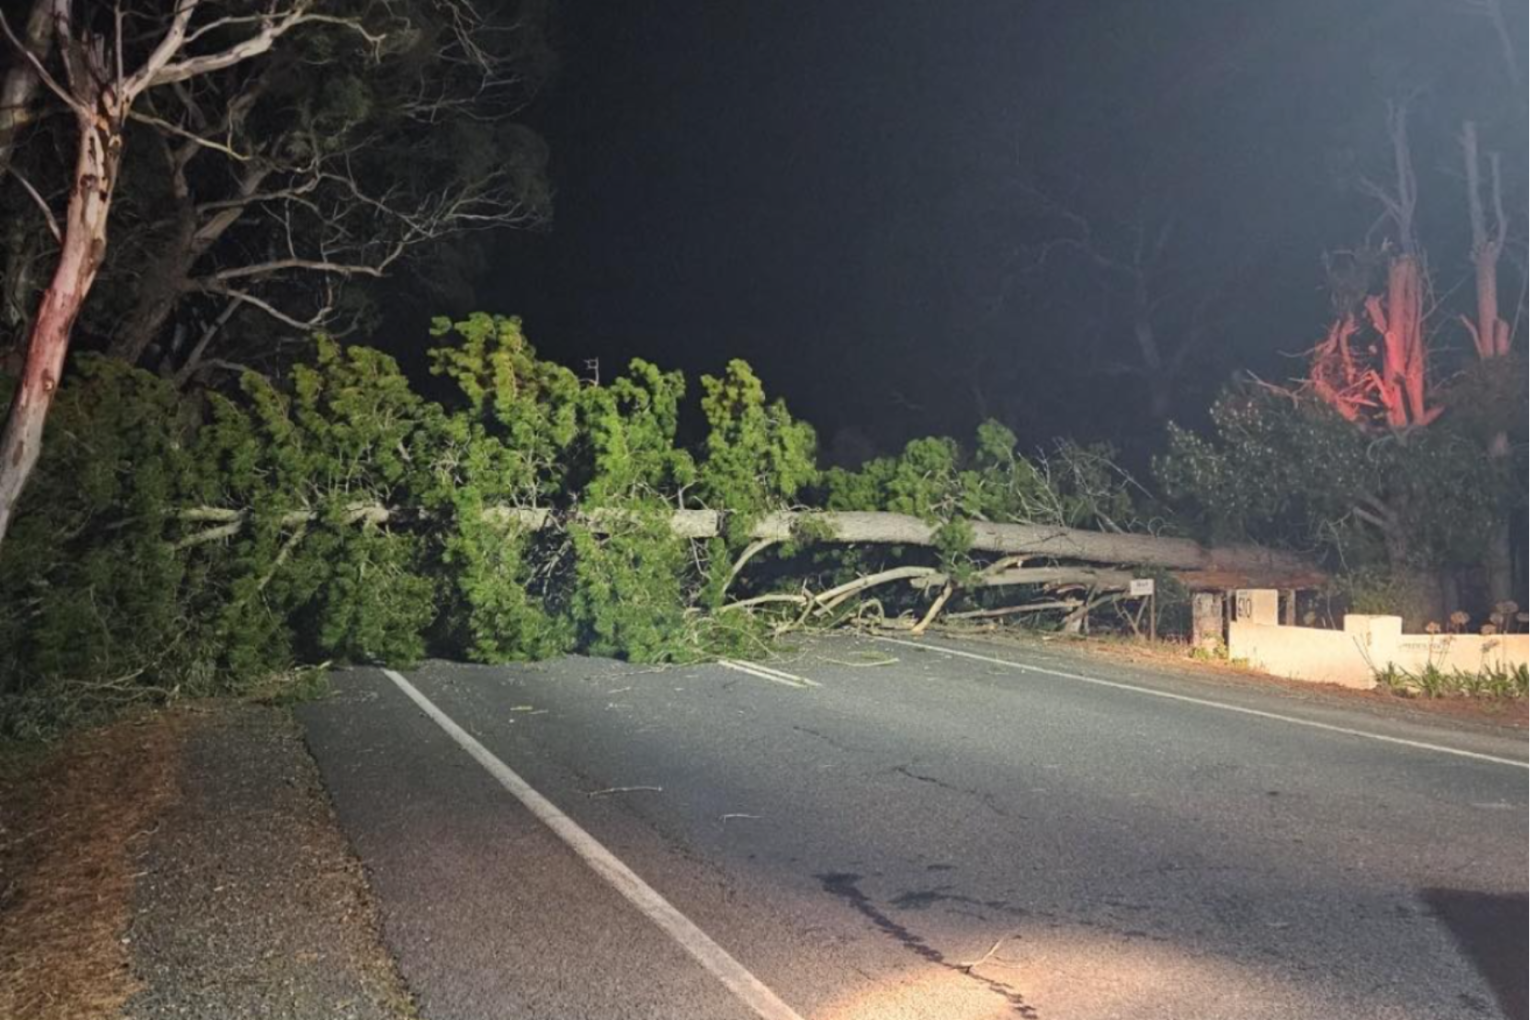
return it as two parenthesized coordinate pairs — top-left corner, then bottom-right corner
(175, 505), (1324, 589)
(3, 326), (1333, 736)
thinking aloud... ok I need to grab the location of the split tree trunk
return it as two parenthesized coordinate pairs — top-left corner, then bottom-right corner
(1364, 255), (1435, 429)
(0, 114), (120, 544)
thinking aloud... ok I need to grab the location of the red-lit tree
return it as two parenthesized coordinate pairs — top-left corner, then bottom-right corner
(1305, 104), (1440, 433)
(1296, 96), (1525, 617)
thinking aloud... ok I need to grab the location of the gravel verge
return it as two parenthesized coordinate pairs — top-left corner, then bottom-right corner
(123, 703), (415, 1020)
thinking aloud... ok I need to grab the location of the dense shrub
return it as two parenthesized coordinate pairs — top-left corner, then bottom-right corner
(1156, 386), (1521, 620)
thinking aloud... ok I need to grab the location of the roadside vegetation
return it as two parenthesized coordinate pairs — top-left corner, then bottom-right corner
(1375, 662), (1530, 700)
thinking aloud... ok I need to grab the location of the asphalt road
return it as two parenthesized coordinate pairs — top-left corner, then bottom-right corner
(300, 633), (1528, 1020)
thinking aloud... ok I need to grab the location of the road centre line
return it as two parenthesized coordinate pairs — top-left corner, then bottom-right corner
(874, 636), (1529, 770)
(381, 669), (808, 1020)
(718, 659), (819, 688)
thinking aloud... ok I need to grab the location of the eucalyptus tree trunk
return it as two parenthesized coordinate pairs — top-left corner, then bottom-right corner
(0, 110), (121, 543)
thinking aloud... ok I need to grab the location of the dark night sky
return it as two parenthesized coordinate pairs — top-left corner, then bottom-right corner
(475, 0), (1527, 462)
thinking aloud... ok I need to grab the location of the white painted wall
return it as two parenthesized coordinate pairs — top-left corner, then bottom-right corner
(1227, 594), (1528, 690)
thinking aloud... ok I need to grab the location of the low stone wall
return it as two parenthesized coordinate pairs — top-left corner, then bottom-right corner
(1229, 620), (1376, 688)
(1226, 591), (1528, 690)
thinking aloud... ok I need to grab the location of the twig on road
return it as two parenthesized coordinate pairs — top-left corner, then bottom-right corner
(960, 934), (1019, 974)
(586, 785), (664, 798)
(818, 655), (899, 668)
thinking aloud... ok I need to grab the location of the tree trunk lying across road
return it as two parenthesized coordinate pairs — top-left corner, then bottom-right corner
(659, 509), (1320, 588)
(179, 504), (1324, 589)
(908, 566), (1138, 591)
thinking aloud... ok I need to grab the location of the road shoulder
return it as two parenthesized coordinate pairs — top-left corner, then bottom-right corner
(124, 702), (416, 1020)
(0, 701), (416, 1020)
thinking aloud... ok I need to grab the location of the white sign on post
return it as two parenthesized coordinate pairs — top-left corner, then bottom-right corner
(1129, 578), (1155, 597)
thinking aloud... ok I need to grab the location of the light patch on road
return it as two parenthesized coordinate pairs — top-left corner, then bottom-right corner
(962, 926), (1328, 1020)
(814, 925), (1335, 1020)
(875, 637), (1528, 770)
(381, 669), (808, 1020)
(719, 659), (821, 689)
(817, 969), (1017, 1020)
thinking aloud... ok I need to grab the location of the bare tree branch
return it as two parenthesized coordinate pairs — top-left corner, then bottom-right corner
(128, 108), (254, 160)
(193, 281), (332, 331)
(207, 256), (393, 282)
(1358, 100), (1419, 253)
(4, 167), (61, 242)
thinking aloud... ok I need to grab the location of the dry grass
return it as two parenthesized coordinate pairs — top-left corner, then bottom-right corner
(0, 713), (184, 1020)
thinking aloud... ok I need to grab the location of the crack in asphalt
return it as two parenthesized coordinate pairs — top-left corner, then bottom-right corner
(817, 872), (1038, 1017)
(891, 764), (1014, 818)
(791, 724), (874, 755)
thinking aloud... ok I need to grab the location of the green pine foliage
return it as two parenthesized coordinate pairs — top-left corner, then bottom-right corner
(698, 359), (819, 534)
(427, 314), (576, 662)
(569, 514), (693, 661)
(826, 421), (1132, 531)
(199, 338), (443, 666)
(565, 358), (696, 659)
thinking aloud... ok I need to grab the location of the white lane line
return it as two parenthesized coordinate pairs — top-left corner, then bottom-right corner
(719, 659), (815, 688)
(381, 669), (807, 1020)
(748, 661), (822, 688)
(874, 636), (1529, 770)
(718, 660), (795, 687)
(718, 659), (819, 688)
